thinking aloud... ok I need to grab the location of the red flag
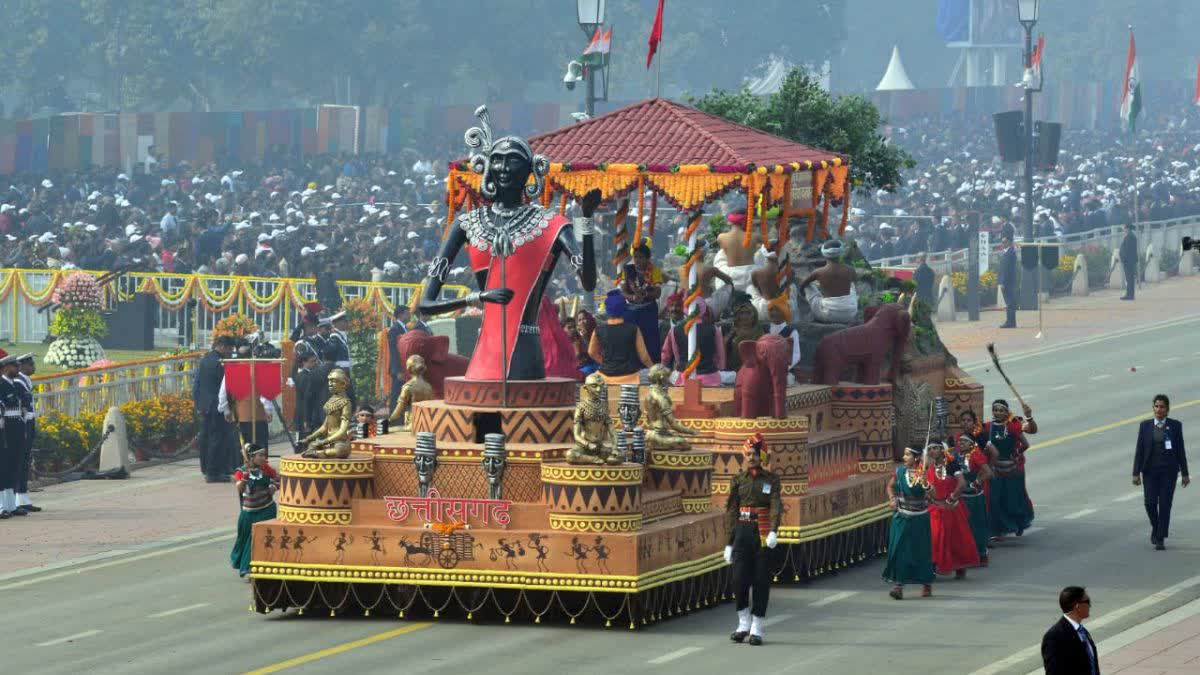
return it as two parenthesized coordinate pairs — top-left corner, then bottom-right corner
(1194, 60), (1200, 106)
(1031, 34), (1044, 84)
(646, 0), (665, 69)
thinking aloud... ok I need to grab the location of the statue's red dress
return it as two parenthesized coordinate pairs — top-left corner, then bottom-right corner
(463, 211), (570, 381)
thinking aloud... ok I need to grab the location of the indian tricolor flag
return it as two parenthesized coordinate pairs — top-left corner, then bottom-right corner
(581, 26), (611, 67)
(1120, 29), (1142, 132)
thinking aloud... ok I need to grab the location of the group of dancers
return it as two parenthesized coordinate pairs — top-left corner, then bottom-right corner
(883, 399), (1038, 598)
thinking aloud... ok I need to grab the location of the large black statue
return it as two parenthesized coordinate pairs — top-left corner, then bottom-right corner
(418, 106), (599, 381)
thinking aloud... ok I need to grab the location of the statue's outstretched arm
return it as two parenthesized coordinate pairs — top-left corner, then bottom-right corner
(417, 223), (477, 315)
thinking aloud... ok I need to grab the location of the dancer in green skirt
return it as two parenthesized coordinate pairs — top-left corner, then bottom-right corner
(952, 434), (992, 565)
(884, 447), (936, 600)
(985, 399), (1036, 538)
(231, 443), (278, 577)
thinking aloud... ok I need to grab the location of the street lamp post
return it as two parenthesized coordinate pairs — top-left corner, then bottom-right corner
(576, 0), (607, 118)
(1018, 0), (1040, 311)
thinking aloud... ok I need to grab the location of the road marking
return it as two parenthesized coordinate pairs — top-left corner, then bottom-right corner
(243, 623), (433, 674)
(1115, 491), (1143, 502)
(1163, 356), (1183, 362)
(1089, 373), (1112, 381)
(959, 314), (1200, 370)
(0, 525), (235, 585)
(1063, 508), (1098, 520)
(647, 647), (704, 665)
(762, 613), (794, 627)
(1027, 399), (1200, 454)
(0, 533), (235, 592)
(811, 591), (858, 607)
(1050, 384), (1074, 391)
(972, 573), (1200, 675)
(37, 629), (102, 647)
(147, 603), (211, 618)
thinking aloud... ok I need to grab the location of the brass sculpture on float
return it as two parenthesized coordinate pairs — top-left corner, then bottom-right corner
(643, 364), (699, 452)
(388, 355), (435, 430)
(299, 369), (353, 459)
(567, 372), (621, 465)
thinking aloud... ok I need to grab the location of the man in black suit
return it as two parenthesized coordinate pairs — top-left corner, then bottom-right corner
(292, 351), (319, 438)
(1041, 586), (1098, 675)
(997, 230), (1018, 329)
(1133, 394), (1190, 549)
(1119, 223), (1138, 301)
(912, 253), (935, 307)
(192, 335), (236, 482)
(387, 305), (410, 411)
(410, 308), (432, 334)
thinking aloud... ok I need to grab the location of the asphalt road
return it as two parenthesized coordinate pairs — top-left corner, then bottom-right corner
(6, 316), (1200, 675)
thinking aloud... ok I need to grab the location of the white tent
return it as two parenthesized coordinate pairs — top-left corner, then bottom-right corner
(876, 46), (915, 91)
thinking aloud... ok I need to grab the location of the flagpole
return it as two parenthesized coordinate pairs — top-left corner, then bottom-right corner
(656, 39), (662, 97)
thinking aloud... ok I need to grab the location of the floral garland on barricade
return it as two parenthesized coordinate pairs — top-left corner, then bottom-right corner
(343, 297), (382, 406)
(45, 272), (108, 369)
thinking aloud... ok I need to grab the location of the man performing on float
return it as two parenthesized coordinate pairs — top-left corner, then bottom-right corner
(711, 209), (766, 315)
(749, 251), (796, 323)
(417, 106), (599, 381)
(798, 240), (858, 324)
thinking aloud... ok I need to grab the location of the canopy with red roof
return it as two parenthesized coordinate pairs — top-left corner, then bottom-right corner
(447, 98), (852, 265)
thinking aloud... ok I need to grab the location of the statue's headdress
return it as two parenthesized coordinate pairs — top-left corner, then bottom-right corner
(465, 105), (551, 201)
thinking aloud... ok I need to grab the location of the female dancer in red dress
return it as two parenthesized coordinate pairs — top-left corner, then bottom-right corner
(925, 444), (980, 578)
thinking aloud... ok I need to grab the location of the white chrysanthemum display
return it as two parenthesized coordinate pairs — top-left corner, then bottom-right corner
(44, 336), (106, 370)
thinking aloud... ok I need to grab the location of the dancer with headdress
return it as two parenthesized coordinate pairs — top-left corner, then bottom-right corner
(724, 433), (781, 646)
(230, 443), (278, 577)
(619, 237), (663, 360)
(985, 398), (1037, 539)
(925, 443), (980, 578)
(883, 447), (936, 600)
(951, 433), (993, 566)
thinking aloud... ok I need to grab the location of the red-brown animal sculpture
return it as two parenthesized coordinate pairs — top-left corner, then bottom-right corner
(396, 330), (468, 397)
(734, 333), (792, 419)
(813, 303), (911, 386)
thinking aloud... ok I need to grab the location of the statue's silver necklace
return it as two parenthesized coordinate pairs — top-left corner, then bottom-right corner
(461, 201), (550, 255)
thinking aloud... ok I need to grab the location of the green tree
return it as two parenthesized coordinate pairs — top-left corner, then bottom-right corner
(0, 0), (90, 114)
(691, 67), (915, 195)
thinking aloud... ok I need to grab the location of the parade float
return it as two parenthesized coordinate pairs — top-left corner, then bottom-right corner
(247, 99), (985, 626)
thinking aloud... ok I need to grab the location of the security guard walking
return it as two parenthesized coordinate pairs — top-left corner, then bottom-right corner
(724, 432), (782, 645)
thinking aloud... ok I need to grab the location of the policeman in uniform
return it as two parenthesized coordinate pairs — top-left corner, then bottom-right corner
(0, 355), (27, 519)
(13, 354), (39, 513)
(328, 311), (352, 369)
(724, 432), (782, 645)
(311, 318), (333, 362)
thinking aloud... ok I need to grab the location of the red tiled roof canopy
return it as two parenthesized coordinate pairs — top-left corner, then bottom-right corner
(527, 98), (841, 168)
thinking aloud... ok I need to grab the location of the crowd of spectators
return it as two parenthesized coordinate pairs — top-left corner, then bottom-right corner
(855, 110), (1200, 261)
(4, 108), (1200, 290)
